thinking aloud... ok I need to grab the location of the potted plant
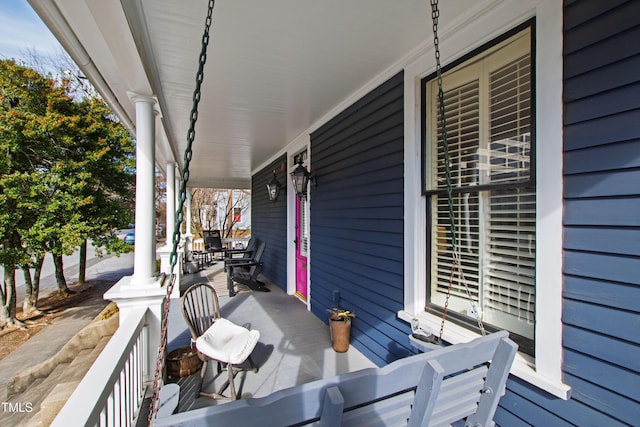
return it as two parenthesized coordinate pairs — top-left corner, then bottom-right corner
(328, 308), (355, 352)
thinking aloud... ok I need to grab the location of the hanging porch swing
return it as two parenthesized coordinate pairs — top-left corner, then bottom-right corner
(148, 0), (498, 425)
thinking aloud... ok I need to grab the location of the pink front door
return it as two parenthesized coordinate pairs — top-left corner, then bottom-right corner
(295, 196), (308, 301)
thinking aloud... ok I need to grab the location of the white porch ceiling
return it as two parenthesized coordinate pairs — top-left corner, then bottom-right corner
(29, 0), (477, 188)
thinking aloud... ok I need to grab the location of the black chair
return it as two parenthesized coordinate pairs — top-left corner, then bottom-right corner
(227, 241), (269, 296)
(203, 229), (225, 261)
(224, 237), (258, 271)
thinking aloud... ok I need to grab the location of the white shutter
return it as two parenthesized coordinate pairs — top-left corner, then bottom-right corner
(431, 80), (481, 190)
(428, 32), (534, 340)
(480, 55), (534, 338)
(430, 193), (480, 308)
(483, 188), (535, 339)
(429, 77), (482, 313)
(485, 55), (532, 185)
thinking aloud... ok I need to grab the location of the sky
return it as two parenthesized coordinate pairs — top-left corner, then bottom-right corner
(0, 0), (63, 64)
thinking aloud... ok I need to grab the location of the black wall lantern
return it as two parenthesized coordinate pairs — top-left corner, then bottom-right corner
(266, 170), (283, 203)
(290, 158), (313, 199)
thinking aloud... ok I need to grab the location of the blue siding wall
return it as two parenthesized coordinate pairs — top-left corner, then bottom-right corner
(496, 1), (640, 425)
(251, 156), (287, 291)
(561, 0), (640, 424)
(309, 71), (409, 367)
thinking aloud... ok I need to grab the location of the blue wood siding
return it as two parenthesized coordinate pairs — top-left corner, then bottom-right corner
(495, 1), (640, 426)
(251, 156), (287, 291)
(562, 0), (640, 423)
(309, 71), (409, 366)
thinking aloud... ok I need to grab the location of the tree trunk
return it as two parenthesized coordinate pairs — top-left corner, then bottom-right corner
(78, 239), (87, 284)
(1, 267), (18, 327)
(33, 255), (44, 294)
(22, 257), (43, 315)
(22, 265), (32, 302)
(22, 265), (36, 315)
(52, 253), (72, 295)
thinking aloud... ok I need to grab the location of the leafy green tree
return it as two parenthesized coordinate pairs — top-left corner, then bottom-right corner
(35, 94), (134, 296)
(68, 96), (134, 264)
(0, 59), (65, 325)
(0, 59), (134, 326)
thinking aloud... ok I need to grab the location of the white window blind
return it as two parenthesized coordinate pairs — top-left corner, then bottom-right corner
(483, 54), (534, 338)
(427, 28), (534, 341)
(484, 188), (535, 338)
(433, 80), (480, 189)
(430, 193), (480, 313)
(487, 55), (532, 185)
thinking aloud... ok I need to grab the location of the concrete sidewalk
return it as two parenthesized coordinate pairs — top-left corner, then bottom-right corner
(0, 252), (134, 389)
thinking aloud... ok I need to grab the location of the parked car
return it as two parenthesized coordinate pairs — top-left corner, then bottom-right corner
(124, 232), (135, 244)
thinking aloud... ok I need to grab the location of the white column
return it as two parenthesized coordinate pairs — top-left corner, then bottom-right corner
(104, 94), (166, 388)
(158, 161), (182, 296)
(165, 163), (176, 244)
(132, 95), (158, 285)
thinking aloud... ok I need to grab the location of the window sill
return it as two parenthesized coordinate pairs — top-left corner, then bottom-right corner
(397, 310), (572, 400)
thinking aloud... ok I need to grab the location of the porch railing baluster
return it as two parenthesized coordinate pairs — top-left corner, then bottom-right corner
(50, 307), (150, 427)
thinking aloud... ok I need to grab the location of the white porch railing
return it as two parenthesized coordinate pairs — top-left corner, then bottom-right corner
(192, 238), (204, 252)
(192, 236), (250, 252)
(223, 236), (250, 249)
(51, 306), (149, 427)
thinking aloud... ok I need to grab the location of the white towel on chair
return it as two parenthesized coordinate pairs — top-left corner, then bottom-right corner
(196, 318), (260, 365)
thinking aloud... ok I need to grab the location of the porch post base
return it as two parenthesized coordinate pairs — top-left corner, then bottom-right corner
(104, 275), (167, 384)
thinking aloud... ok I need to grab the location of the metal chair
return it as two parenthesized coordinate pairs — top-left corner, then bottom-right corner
(181, 283), (260, 400)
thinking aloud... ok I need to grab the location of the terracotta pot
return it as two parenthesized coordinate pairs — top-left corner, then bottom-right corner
(329, 314), (351, 353)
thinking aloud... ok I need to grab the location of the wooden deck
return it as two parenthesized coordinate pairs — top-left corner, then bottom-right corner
(164, 260), (376, 415)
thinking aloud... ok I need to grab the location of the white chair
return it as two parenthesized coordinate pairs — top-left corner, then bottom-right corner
(181, 283), (260, 400)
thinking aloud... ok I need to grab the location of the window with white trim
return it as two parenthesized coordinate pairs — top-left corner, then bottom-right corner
(423, 26), (535, 354)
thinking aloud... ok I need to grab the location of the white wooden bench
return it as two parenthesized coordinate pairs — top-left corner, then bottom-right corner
(155, 330), (517, 427)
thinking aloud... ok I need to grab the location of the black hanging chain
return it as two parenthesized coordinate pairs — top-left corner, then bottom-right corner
(148, 0), (215, 423)
(430, 0), (486, 342)
(170, 0), (215, 271)
(430, 0), (457, 252)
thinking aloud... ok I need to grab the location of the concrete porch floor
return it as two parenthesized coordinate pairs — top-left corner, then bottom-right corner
(164, 259), (376, 415)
